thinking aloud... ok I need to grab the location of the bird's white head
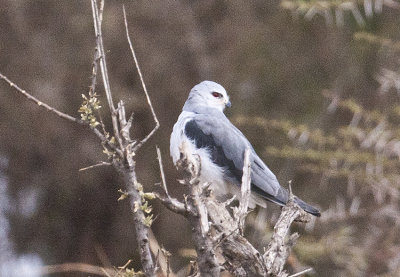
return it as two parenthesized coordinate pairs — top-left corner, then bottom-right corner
(183, 81), (231, 113)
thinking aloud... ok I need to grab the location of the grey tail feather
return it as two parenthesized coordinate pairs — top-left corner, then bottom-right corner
(294, 197), (321, 217)
(252, 185), (321, 216)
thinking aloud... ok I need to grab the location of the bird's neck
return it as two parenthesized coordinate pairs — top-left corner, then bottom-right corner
(182, 103), (225, 114)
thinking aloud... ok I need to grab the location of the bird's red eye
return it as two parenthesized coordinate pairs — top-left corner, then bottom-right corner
(212, 92), (223, 98)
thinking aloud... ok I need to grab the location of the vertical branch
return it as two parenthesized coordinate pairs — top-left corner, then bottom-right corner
(156, 146), (170, 198)
(123, 6), (160, 152)
(91, 0), (113, 111)
(117, 167), (156, 277)
(263, 197), (308, 276)
(91, 0), (123, 148)
(237, 148), (251, 232)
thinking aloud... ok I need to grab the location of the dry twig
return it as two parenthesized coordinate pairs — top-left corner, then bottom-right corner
(91, 0), (123, 149)
(40, 262), (115, 276)
(234, 148), (252, 233)
(155, 142), (311, 276)
(0, 72), (119, 155)
(123, 5), (160, 152)
(79, 161), (112, 172)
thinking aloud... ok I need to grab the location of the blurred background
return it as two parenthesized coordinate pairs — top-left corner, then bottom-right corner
(1, 0), (400, 276)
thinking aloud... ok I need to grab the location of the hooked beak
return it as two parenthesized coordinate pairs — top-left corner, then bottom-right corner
(226, 100), (232, 108)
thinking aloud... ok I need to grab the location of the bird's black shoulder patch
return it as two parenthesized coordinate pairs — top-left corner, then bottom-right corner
(184, 120), (243, 183)
(184, 120), (215, 150)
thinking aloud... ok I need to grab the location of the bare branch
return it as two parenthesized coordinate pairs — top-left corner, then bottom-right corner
(154, 192), (190, 216)
(91, 0), (123, 149)
(40, 263), (115, 276)
(79, 161), (112, 172)
(3, 2), (160, 276)
(235, 148), (252, 233)
(0, 72), (79, 123)
(156, 146), (170, 198)
(154, 147), (195, 216)
(176, 142), (220, 276)
(147, 231), (176, 277)
(91, 0), (113, 112)
(89, 1), (110, 139)
(289, 267), (314, 277)
(123, 5), (160, 152)
(166, 143), (312, 275)
(264, 196), (311, 276)
(240, 149), (252, 212)
(116, 166), (156, 276)
(89, 46), (99, 96)
(117, 100), (134, 145)
(0, 72), (120, 156)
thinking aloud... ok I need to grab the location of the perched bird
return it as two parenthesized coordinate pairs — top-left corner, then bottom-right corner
(170, 81), (320, 216)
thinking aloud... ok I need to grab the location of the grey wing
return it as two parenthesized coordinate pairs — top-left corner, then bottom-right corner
(249, 153), (288, 205)
(186, 113), (288, 205)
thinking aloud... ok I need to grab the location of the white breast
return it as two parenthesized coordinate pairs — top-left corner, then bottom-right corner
(170, 111), (266, 209)
(170, 111), (228, 193)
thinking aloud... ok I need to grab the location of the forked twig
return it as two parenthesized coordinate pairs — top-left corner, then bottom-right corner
(123, 5), (160, 152)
